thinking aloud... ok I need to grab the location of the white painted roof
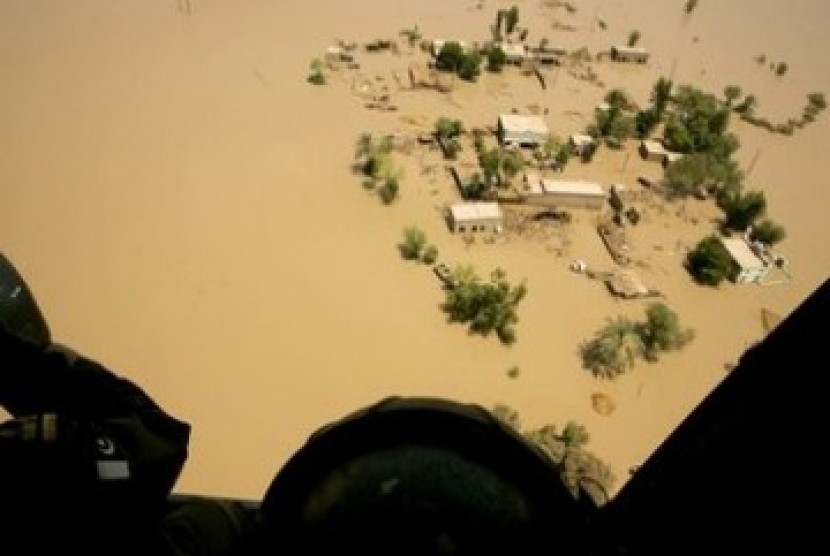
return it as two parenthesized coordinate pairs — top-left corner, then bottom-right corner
(722, 238), (767, 270)
(498, 114), (550, 136)
(540, 180), (605, 197)
(450, 202), (503, 222)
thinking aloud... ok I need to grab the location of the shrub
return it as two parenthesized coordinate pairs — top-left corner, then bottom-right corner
(686, 235), (735, 286)
(421, 245), (439, 264)
(378, 176), (400, 204)
(399, 226), (426, 260)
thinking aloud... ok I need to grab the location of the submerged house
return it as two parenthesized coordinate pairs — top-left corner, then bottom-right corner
(448, 202), (504, 234)
(522, 174), (606, 210)
(721, 238), (772, 284)
(610, 46), (650, 63)
(497, 114), (550, 148)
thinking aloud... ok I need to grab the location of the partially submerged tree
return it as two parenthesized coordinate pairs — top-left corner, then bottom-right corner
(686, 235), (736, 286)
(719, 190), (767, 231)
(639, 303), (695, 361)
(724, 85), (742, 107)
(434, 117), (465, 140)
(307, 58), (326, 85)
(504, 5), (520, 34)
(442, 266), (527, 344)
(399, 226), (427, 260)
(749, 219), (787, 246)
(485, 44), (508, 72)
(580, 317), (643, 379)
(436, 42), (482, 81)
(662, 152), (743, 199)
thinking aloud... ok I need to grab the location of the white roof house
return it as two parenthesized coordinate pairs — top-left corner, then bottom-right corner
(521, 175), (606, 210)
(721, 238), (771, 284)
(540, 179), (605, 198)
(640, 139), (668, 161)
(498, 114), (550, 147)
(610, 46), (650, 63)
(449, 202), (504, 233)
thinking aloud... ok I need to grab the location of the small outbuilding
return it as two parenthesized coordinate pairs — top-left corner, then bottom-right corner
(495, 42), (529, 65)
(610, 46), (649, 63)
(639, 139), (668, 162)
(721, 238), (772, 284)
(497, 114), (551, 148)
(448, 202), (504, 234)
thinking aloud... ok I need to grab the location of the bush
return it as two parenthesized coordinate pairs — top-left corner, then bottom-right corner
(421, 245), (439, 264)
(720, 190), (767, 231)
(486, 45), (507, 72)
(775, 62), (789, 76)
(378, 176), (400, 204)
(307, 59), (326, 85)
(640, 303), (695, 361)
(581, 317), (643, 378)
(399, 226), (426, 260)
(434, 117), (464, 140)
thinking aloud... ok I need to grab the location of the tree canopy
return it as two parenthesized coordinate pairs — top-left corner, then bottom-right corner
(442, 266), (527, 344)
(436, 42), (481, 81)
(686, 235), (736, 286)
(719, 190), (767, 231)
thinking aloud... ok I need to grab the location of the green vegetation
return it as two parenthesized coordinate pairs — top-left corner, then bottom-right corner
(628, 30), (641, 47)
(378, 176), (400, 204)
(492, 406), (615, 505)
(686, 235), (736, 286)
(434, 117), (464, 140)
(749, 219), (786, 246)
(581, 304), (695, 378)
(436, 42), (481, 81)
(718, 190), (767, 231)
(399, 24), (422, 47)
(663, 152), (742, 199)
(307, 58), (326, 85)
(723, 85), (742, 107)
(485, 44), (508, 72)
(662, 86), (736, 156)
(441, 266), (527, 344)
(640, 303), (696, 361)
(504, 6), (520, 34)
(398, 227), (439, 263)
(399, 226), (427, 260)
(354, 133), (402, 203)
(580, 317), (642, 378)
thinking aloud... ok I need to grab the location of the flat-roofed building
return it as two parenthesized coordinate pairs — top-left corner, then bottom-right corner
(522, 174), (606, 210)
(448, 202), (504, 233)
(721, 238), (772, 284)
(610, 46), (649, 63)
(495, 42), (528, 64)
(497, 114), (550, 147)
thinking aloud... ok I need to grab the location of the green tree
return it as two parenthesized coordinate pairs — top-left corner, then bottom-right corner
(560, 422), (591, 448)
(604, 88), (633, 111)
(735, 94), (757, 116)
(628, 30), (641, 47)
(500, 150), (525, 180)
(724, 85), (742, 107)
(461, 173), (492, 200)
(581, 317), (644, 379)
(651, 77), (673, 118)
(399, 226), (426, 260)
(354, 133), (394, 181)
(378, 176), (400, 204)
(478, 148), (503, 186)
(307, 58), (326, 85)
(639, 303), (695, 361)
(749, 219), (787, 246)
(719, 190), (767, 231)
(457, 51), (482, 81)
(662, 86), (734, 154)
(421, 245), (439, 264)
(663, 152), (743, 199)
(441, 266), (527, 344)
(486, 45), (508, 72)
(504, 6), (520, 34)
(635, 108), (660, 138)
(686, 235), (735, 286)
(436, 42), (466, 72)
(434, 117), (464, 139)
